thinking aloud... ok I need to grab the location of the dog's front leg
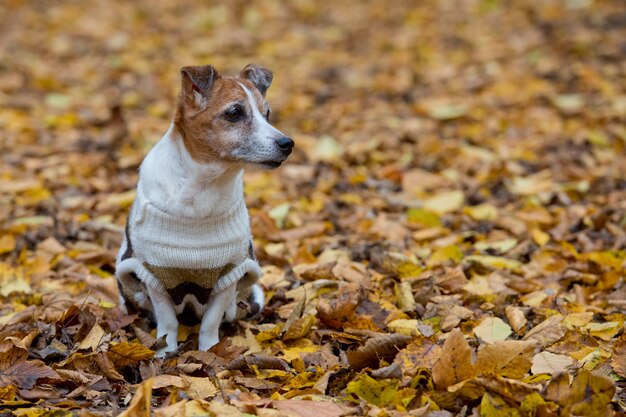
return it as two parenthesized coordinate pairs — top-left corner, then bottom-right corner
(199, 284), (237, 351)
(146, 286), (179, 357)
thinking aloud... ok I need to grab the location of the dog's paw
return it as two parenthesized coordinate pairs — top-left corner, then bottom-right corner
(224, 298), (237, 323)
(249, 284), (264, 316)
(155, 345), (177, 358)
(198, 336), (219, 351)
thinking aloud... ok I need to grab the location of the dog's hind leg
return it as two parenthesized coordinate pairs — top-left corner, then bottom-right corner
(146, 286), (179, 357)
(224, 294), (237, 323)
(199, 284), (237, 351)
(249, 284), (265, 315)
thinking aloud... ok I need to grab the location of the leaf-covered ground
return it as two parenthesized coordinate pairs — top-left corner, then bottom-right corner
(1, 0), (626, 415)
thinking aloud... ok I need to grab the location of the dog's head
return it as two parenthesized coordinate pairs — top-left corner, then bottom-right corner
(173, 64), (293, 169)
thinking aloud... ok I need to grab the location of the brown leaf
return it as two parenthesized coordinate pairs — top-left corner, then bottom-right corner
(234, 376), (281, 390)
(504, 306), (527, 336)
(611, 333), (626, 378)
(436, 267), (469, 293)
(132, 325), (159, 349)
(440, 305), (473, 332)
(432, 329), (475, 389)
(475, 340), (536, 378)
(283, 294), (307, 336)
(208, 338), (248, 362)
(226, 354), (290, 371)
(118, 378), (152, 417)
(107, 342), (154, 367)
(317, 285), (359, 326)
(0, 359), (61, 389)
(94, 352), (124, 381)
(284, 315), (317, 341)
(271, 399), (350, 417)
(523, 314), (566, 348)
(346, 333), (412, 370)
(152, 374), (186, 389)
(394, 337), (441, 378)
(181, 375), (218, 399)
(77, 322), (106, 351)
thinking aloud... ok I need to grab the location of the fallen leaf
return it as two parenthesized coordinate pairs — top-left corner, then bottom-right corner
(531, 352), (574, 375)
(523, 315), (566, 348)
(118, 378), (152, 417)
(504, 306), (527, 336)
(346, 333), (412, 370)
(475, 340), (535, 379)
(107, 342), (154, 367)
(432, 329), (475, 389)
(473, 317), (512, 344)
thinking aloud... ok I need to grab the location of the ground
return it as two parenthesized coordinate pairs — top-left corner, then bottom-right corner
(0, 0), (626, 416)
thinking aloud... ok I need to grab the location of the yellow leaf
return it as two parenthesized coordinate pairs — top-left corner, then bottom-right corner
(406, 208), (441, 227)
(387, 319), (421, 337)
(0, 385), (17, 401)
(562, 312), (593, 329)
(473, 317), (512, 344)
(78, 323), (106, 351)
(283, 315), (316, 341)
(108, 342), (154, 367)
(394, 338), (441, 378)
(0, 266), (31, 297)
(474, 238), (518, 254)
(428, 245), (463, 266)
(531, 228), (550, 246)
(465, 255), (522, 270)
(256, 323), (283, 342)
(346, 373), (415, 407)
(423, 190), (465, 214)
(583, 321), (620, 341)
(313, 135), (343, 162)
(464, 204), (498, 221)
(480, 393), (520, 417)
(531, 352), (574, 375)
(394, 281), (415, 312)
(0, 235), (16, 255)
(567, 372), (615, 415)
(268, 203), (291, 229)
(118, 378), (153, 417)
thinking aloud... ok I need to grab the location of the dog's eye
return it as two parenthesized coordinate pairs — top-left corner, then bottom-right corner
(225, 106), (243, 122)
(265, 109), (271, 121)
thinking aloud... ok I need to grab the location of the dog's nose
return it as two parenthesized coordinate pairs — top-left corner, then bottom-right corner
(276, 137), (294, 151)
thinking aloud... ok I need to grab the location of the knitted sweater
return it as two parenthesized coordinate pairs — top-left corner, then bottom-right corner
(115, 182), (262, 318)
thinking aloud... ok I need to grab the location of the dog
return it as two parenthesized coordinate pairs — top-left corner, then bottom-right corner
(115, 64), (293, 356)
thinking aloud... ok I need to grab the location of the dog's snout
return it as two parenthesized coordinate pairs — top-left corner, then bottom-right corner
(276, 137), (294, 151)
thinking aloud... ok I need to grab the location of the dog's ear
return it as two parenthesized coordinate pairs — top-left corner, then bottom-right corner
(180, 65), (220, 109)
(240, 64), (273, 96)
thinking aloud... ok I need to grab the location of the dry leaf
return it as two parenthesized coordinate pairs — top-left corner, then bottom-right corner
(523, 315), (566, 348)
(432, 329), (475, 389)
(475, 340), (535, 378)
(531, 352), (574, 375)
(346, 333), (412, 370)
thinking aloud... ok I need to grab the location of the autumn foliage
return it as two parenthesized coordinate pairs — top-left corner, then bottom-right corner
(1, 0), (626, 416)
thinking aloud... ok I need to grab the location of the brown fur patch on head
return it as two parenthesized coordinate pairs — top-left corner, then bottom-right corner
(174, 68), (271, 164)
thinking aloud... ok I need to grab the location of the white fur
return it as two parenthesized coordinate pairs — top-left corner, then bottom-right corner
(230, 82), (289, 164)
(141, 124), (244, 218)
(137, 124), (264, 356)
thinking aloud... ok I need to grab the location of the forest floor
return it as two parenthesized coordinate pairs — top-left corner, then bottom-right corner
(1, 0), (626, 416)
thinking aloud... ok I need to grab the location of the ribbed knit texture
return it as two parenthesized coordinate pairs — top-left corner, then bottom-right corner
(116, 182), (262, 310)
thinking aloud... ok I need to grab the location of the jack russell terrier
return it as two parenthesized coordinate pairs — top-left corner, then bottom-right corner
(115, 64), (293, 356)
